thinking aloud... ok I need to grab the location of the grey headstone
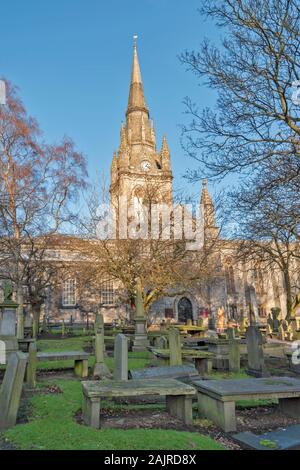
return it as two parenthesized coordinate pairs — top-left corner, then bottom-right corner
(246, 326), (269, 377)
(0, 351), (27, 430)
(0, 308), (16, 336)
(114, 334), (128, 381)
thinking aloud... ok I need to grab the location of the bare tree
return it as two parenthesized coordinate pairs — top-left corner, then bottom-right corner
(0, 80), (87, 337)
(180, 0), (300, 188)
(73, 176), (221, 321)
(229, 178), (299, 320)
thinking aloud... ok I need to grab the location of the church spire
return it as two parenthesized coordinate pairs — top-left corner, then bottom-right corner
(127, 35), (149, 116)
(161, 136), (171, 173)
(200, 178), (215, 227)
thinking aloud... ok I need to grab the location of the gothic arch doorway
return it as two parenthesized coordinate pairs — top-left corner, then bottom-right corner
(178, 297), (193, 323)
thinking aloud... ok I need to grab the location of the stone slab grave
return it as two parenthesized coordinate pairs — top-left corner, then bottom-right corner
(81, 378), (196, 429)
(0, 351), (27, 430)
(36, 351), (90, 378)
(192, 376), (300, 432)
(246, 326), (269, 377)
(233, 425), (300, 450)
(150, 347), (214, 375)
(129, 364), (199, 381)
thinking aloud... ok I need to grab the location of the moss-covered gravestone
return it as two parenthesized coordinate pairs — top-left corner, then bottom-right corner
(26, 341), (37, 388)
(132, 279), (150, 352)
(228, 328), (240, 373)
(246, 326), (269, 377)
(0, 281), (19, 361)
(0, 351), (27, 430)
(169, 328), (182, 366)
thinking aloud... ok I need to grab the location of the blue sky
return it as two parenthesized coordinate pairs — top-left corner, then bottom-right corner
(1, 0), (220, 198)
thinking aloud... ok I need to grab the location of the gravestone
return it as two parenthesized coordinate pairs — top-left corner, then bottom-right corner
(26, 341), (37, 388)
(228, 328), (240, 373)
(169, 328), (182, 366)
(132, 279), (150, 352)
(246, 326), (269, 377)
(114, 334), (128, 381)
(93, 313), (112, 378)
(0, 283), (18, 360)
(0, 351), (27, 430)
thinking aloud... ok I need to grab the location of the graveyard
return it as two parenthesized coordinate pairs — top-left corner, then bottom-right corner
(1, 0), (300, 458)
(1, 288), (300, 451)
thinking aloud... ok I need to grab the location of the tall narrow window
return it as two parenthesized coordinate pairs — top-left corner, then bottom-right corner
(101, 281), (115, 305)
(62, 279), (76, 307)
(225, 266), (236, 295)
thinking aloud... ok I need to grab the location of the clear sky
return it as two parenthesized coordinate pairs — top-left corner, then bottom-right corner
(1, 0), (219, 198)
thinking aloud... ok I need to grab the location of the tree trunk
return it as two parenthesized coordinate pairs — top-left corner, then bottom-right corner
(284, 270), (293, 322)
(16, 284), (24, 339)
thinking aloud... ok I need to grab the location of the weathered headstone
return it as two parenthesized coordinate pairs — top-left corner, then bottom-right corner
(93, 313), (112, 378)
(132, 279), (150, 352)
(169, 328), (182, 366)
(228, 328), (240, 373)
(114, 334), (128, 381)
(26, 341), (37, 388)
(0, 351), (27, 430)
(0, 285), (18, 360)
(246, 326), (269, 377)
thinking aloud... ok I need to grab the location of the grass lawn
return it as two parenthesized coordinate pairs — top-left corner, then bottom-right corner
(36, 336), (150, 371)
(3, 379), (225, 450)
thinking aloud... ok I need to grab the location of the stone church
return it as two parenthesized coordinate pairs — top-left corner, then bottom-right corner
(35, 40), (299, 326)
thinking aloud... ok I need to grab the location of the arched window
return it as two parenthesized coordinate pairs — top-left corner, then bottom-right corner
(177, 297), (193, 323)
(225, 265), (236, 295)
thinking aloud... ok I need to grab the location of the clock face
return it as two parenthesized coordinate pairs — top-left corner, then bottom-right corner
(141, 160), (151, 171)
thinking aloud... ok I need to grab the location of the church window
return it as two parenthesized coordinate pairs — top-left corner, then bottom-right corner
(101, 281), (115, 305)
(225, 266), (236, 295)
(62, 279), (76, 307)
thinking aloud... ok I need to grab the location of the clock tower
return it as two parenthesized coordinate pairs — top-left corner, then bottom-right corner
(110, 37), (173, 212)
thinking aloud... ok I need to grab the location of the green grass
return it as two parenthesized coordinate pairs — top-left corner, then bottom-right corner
(3, 379), (225, 450)
(36, 337), (150, 372)
(208, 369), (249, 380)
(236, 398), (278, 408)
